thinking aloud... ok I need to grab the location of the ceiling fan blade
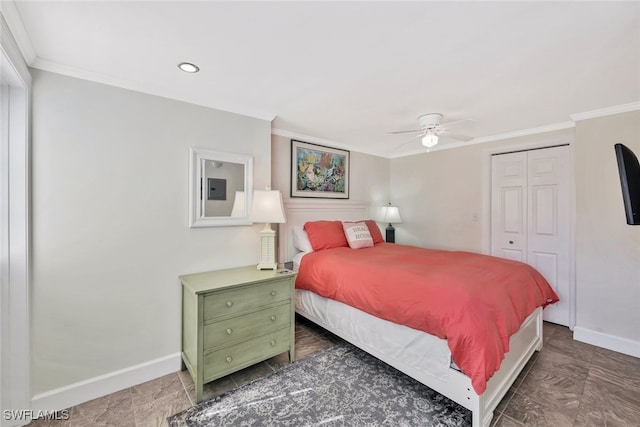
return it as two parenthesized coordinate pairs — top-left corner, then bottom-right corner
(394, 132), (424, 149)
(440, 132), (474, 142)
(387, 128), (421, 135)
(440, 118), (475, 130)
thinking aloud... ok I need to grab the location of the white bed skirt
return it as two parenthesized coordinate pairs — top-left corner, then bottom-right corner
(295, 289), (453, 381)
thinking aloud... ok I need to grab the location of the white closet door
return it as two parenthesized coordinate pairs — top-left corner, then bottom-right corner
(491, 151), (528, 262)
(526, 146), (571, 326)
(491, 146), (571, 326)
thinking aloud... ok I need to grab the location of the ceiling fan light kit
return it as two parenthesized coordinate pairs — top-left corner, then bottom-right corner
(418, 113), (443, 148)
(422, 131), (438, 148)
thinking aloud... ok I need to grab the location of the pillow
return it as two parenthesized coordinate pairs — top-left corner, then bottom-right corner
(303, 220), (349, 251)
(291, 252), (306, 272)
(362, 219), (385, 244)
(342, 221), (374, 249)
(292, 226), (313, 253)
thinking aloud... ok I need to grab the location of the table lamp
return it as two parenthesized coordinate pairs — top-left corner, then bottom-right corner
(381, 203), (402, 243)
(249, 189), (286, 270)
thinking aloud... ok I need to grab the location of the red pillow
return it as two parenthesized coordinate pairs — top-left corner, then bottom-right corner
(363, 219), (385, 244)
(304, 221), (349, 251)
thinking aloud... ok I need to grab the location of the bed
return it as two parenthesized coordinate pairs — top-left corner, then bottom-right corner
(278, 200), (558, 427)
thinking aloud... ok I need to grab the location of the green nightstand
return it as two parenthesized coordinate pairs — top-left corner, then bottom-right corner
(180, 266), (296, 402)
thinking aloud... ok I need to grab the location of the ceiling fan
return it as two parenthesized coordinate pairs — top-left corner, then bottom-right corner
(388, 113), (474, 149)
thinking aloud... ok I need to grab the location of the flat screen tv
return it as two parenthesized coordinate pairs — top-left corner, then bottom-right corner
(614, 143), (640, 225)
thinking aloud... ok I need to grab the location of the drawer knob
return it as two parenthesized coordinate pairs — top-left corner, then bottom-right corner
(226, 328), (233, 335)
(226, 356), (233, 363)
(226, 301), (233, 308)
(270, 291), (277, 296)
(270, 340), (276, 347)
(270, 315), (276, 321)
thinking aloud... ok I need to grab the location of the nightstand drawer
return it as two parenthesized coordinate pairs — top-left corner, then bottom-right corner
(203, 303), (291, 350)
(203, 328), (290, 380)
(203, 279), (290, 320)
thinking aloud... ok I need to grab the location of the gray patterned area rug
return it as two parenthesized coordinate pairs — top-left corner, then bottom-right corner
(168, 342), (471, 426)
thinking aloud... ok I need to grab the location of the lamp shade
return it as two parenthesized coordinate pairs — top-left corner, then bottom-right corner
(381, 205), (402, 224)
(249, 190), (286, 224)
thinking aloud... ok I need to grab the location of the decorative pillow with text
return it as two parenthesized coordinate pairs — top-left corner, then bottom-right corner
(342, 222), (374, 249)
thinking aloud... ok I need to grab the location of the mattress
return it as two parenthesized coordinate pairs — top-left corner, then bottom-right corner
(295, 288), (453, 381)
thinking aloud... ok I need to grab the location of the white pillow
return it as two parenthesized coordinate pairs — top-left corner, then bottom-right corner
(342, 221), (374, 249)
(292, 252), (306, 272)
(292, 226), (314, 253)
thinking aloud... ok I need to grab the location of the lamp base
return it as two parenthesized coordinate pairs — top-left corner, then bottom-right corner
(385, 224), (395, 243)
(257, 261), (278, 270)
(257, 225), (278, 270)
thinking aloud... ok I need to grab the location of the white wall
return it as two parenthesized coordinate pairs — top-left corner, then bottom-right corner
(573, 110), (640, 354)
(30, 69), (272, 397)
(271, 134), (391, 219)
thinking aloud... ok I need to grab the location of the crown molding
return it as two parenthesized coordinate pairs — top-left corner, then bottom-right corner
(468, 121), (576, 145)
(570, 102), (640, 121)
(0, 0), (36, 65)
(1, 14), (30, 85)
(271, 128), (383, 158)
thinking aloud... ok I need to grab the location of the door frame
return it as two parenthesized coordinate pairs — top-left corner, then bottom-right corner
(1, 10), (31, 426)
(481, 136), (576, 330)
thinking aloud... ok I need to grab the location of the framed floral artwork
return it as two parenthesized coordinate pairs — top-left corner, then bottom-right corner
(291, 140), (349, 199)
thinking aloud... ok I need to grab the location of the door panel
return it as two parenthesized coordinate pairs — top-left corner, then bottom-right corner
(500, 248), (525, 262)
(531, 185), (556, 236)
(502, 187), (524, 233)
(530, 251), (559, 289)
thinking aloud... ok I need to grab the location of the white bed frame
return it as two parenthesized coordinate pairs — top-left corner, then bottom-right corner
(279, 200), (544, 427)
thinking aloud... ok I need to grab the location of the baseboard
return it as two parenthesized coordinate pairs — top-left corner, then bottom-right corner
(31, 352), (182, 413)
(573, 327), (640, 358)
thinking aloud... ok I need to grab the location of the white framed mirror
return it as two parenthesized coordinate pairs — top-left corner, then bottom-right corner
(189, 148), (254, 227)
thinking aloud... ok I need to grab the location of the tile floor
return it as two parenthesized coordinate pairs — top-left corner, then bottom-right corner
(27, 317), (640, 427)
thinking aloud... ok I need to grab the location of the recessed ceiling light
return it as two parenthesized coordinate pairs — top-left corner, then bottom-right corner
(178, 62), (199, 73)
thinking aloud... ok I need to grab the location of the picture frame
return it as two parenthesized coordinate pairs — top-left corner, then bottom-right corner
(291, 140), (349, 199)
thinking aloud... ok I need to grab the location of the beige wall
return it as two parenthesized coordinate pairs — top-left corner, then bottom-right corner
(574, 111), (640, 347)
(271, 134), (391, 216)
(31, 69), (272, 394)
(391, 144), (485, 251)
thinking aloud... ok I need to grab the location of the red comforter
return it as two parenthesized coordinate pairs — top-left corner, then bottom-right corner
(295, 243), (559, 394)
